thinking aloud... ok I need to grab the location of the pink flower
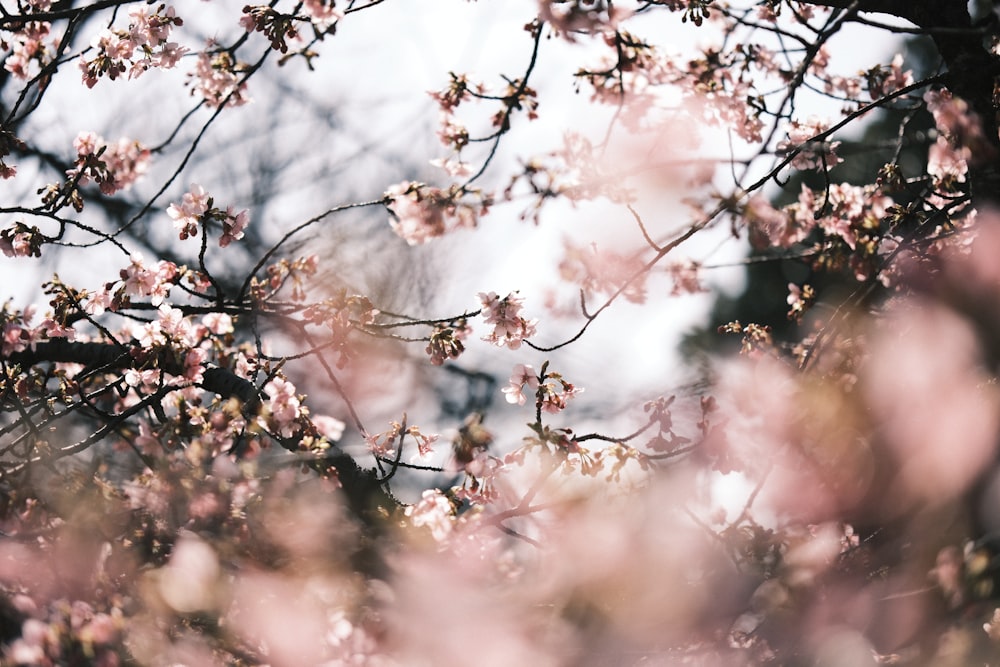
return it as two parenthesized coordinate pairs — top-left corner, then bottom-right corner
(776, 116), (842, 171)
(183, 347), (207, 383)
(407, 425), (439, 460)
(188, 48), (250, 108)
(385, 181), (447, 245)
(313, 415), (346, 442)
(2, 324), (26, 356)
(68, 131), (150, 195)
(867, 53), (913, 99)
(928, 135), (969, 188)
(4, 22), (55, 81)
(167, 183), (210, 240)
(0, 228), (36, 257)
(264, 377), (302, 438)
(538, 375), (583, 414)
(479, 291), (538, 349)
(385, 181), (483, 245)
(302, 0), (343, 30)
(404, 489), (455, 541)
(219, 206), (249, 247)
(502, 364), (538, 405)
(201, 312), (233, 335)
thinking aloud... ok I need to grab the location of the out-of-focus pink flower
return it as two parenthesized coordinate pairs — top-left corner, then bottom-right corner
(776, 116), (843, 171)
(865, 298), (1000, 510)
(157, 533), (221, 614)
(313, 414), (346, 442)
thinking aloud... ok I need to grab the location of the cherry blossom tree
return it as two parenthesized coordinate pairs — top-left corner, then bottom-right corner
(3, 0), (1000, 664)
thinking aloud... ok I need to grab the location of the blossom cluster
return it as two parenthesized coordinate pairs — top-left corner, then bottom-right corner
(385, 181), (487, 245)
(364, 419), (439, 460)
(67, 131), (151, 196)
(775, 116), (842, 172)
(404, 489), (456, 542)
(300, 292), (379, 366)
(924, 88), (983, 190)
(502, 362), (582, 414)
(188, 49), (250, 107)
(745, 182), (891, 255)
(2, 20), (58, 81)
(1, 304), (74, 358)
(84, 253), (179, 314)
(262, 376), (304, 438)
(559, 240), (647, 302)
(166, 184), (250, 247)
(0, 223), (43, 258)
(78, 4), (186, 87)
(478, 291), (537, 349)
(537, 0), (629, 41)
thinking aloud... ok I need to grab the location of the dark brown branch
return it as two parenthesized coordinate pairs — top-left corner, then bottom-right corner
(3, 339), (402, 521)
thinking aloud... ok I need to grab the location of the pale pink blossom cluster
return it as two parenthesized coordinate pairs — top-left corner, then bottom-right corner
(0, 223), (40, 258)
(576, 31), (671, 124)
(802, 183), (891, 252)
(745, 183), (891, 252)
(866, 53), (913, 100)
(302, 0), (344, 31)
(385, 181), (484, 245)
(924, 88), (981, 189)
(312, 414), (346, 442)
(2, 321), (27, 357)
(809, 45), (863, 100)
(134, 304), (198, 349)
(0, 306), (73, 358)
(301, 293), (378, 366)
(776, 117), (842, 171)
(188, 49), (250, 108)
(6, 601), (119, 665)
(502, 363), (539, 405)
(478, 291), (537, 349)
(537, 0), (630, 41)
(364, 420), (439, 460)
(547, 132), (636, 203)
(786, 282), (815, 321)
(219, 205), (249, 247)
(68, 131), (151, 196)
(85, 253), (179, 315)
(428, 155), (472, 178)
(404, 489), (455, 542)
(696, 81), (764, 143)
(502, 363), (582, 413)
(666, 260), (707, 296)
(559, 240), (647, 302)
(167, 184), (249, 246)
(925, 88), (984, 147)
(78, 5), (186, 87)
(263, 376), (303, 438)
(2, 21), (57, 80)
(435, 112), (469, 150)
(927, 135), (969, 188)
(166, 183), (210, 240)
